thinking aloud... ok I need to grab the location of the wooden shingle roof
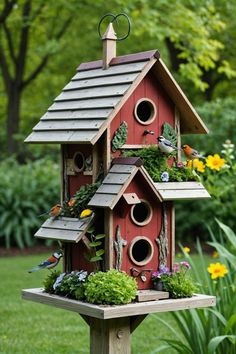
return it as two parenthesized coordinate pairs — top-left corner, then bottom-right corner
(88, 163), (162, 209)
(25, 51), (159, 144)
(25, 49), (208, 144)
(34, 216), (94, 242)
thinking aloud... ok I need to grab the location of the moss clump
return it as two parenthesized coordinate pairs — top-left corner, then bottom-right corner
(123, 145), (198, 182)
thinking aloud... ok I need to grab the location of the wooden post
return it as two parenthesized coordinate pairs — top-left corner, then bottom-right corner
(90, 317), (131, 354)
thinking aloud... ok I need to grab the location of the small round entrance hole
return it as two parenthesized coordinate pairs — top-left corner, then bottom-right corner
(131, 200), (152, 226)
(134, 98), (156, 125)
(73, 152), (85, 172)
(129, 236), (154, 266)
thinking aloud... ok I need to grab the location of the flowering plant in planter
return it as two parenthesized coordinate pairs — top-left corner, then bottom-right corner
(152, 262), (196, 298)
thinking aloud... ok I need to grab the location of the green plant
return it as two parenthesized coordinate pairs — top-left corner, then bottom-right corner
(53, 270), (88, 300)
(123, 146), (197, 182)
(155, 220), (236, 354)
(85, 227), (105, 269)
(156, 262), (196, 298)
(43, 270), (61, 293)
(60, 182), (101, 218)
(0, 157), (60, 248)
(84, 269), (137, 305)
(176, 140), (236, 242)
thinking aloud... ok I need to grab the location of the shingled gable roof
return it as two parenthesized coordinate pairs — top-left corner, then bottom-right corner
(25, 50), (208, 144)
(88, 159), (162, 209)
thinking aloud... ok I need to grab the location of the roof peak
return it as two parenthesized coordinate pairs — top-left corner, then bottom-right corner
(77, 50), (160, 72)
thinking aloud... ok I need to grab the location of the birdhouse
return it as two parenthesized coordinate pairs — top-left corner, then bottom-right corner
(25, 21), (211, 293)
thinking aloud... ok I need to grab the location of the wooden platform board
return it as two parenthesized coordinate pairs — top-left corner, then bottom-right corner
(22, 288), (216, 320)
(136, 290), (169, 302)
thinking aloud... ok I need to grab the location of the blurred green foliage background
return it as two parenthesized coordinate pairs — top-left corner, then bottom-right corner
(1, 0), (236, 247)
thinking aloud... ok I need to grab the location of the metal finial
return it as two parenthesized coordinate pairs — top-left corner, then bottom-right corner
(98, 13), (131, 41)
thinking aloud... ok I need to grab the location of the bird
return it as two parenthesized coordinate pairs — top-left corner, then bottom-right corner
(28, 251), (62, 273)
(182, 144), (205, 160)
(79, 209), (94, 223)
(157, 135), (178, 154)
(39, 204), (62, 218)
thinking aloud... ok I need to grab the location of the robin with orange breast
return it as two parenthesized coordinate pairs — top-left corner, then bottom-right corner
(39, 204), (62, 219)
(182, 144), (205, 160)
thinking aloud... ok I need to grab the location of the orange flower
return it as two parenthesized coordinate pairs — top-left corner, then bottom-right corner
(68, 198), (76, 207)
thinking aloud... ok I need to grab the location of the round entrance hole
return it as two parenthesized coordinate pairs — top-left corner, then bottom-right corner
(129, 236), (154, 266)
(130, 200), (153, 226)
(73, 152), (85, 172)
(134, 98), (156, 125)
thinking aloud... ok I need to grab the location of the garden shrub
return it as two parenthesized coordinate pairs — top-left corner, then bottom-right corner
(156, 220), (236, 354)
(84, 269), (137, 305)
(176, 140), (236, 242)
(43, 270), (61, 293)
(0, 157), (60, 248)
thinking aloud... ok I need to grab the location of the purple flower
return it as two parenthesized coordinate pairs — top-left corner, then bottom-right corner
(177, 162), (184, 168)
(161, 171), (169, 182)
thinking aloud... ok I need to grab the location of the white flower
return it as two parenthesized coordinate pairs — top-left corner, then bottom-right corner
(161, 171), (169, 182)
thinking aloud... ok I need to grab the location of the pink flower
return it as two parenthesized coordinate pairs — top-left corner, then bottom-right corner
(173, 263), (179, 272)
(180, 261), (191, 269)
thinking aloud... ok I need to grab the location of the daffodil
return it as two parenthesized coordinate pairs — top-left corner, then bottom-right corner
(207, 262), (228, 279)
(183, 246), (190, 253)
(206, 154), (225, 171)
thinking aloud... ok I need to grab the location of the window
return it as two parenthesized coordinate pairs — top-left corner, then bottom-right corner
(130, 200), (153, 226)
(134, 98), (156, 125)
(129, 236), (154, 266)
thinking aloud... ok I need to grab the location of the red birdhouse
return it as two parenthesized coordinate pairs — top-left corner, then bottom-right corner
(25, 21), (211, 296)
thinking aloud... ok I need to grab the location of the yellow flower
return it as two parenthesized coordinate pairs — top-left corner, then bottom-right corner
(212, 250), (219, 259)
(206, 154), (225, 171)
(207, 262), (228, 279)
(183, 246), (190, 253)
(187, 159), (205, 173)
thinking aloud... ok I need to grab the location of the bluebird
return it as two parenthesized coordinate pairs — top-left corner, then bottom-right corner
(182, 144), (205, 160)
(39, 204), (62, 218)
(28, 251), (62, 273)
(157, 135), (178, 154)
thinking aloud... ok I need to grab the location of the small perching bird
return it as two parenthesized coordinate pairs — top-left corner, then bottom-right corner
(182, 144), (205, 160)
(157, 135), (178, 154)
(39, 204), (62, 219)
(79, 209), (94, 223)
(28, 251), (62, 273)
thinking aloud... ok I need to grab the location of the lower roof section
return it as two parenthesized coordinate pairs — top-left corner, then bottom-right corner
(154, 181), (211, 200)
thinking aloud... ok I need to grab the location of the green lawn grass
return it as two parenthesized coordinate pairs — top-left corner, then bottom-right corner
(0, 252), (212, 354)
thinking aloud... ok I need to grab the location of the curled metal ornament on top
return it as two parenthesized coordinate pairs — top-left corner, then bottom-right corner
(98, 13), (131, 41)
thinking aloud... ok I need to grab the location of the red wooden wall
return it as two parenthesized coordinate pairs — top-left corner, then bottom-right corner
(112, 172), (173, 290)
(110, 70), (175, 147)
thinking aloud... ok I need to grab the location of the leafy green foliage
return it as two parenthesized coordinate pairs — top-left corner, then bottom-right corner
(161, 272), (196, 299)
(0, 157), (60, 248)
(155, 221), (236, 354)
(162, 122), (177, 146)
(60, 181), (101, 218)
(84, 227), (105, 270)
(53, 270), (88, 300)
(111, 121), (128, 152)
(84, 270), (137, 305)
(123, 146), (197, 182)
(43, 270), (61, 294)
(176, 140), (236, 242)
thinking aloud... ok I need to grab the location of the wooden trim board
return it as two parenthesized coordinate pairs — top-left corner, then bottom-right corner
(22, 288), (216, 320)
